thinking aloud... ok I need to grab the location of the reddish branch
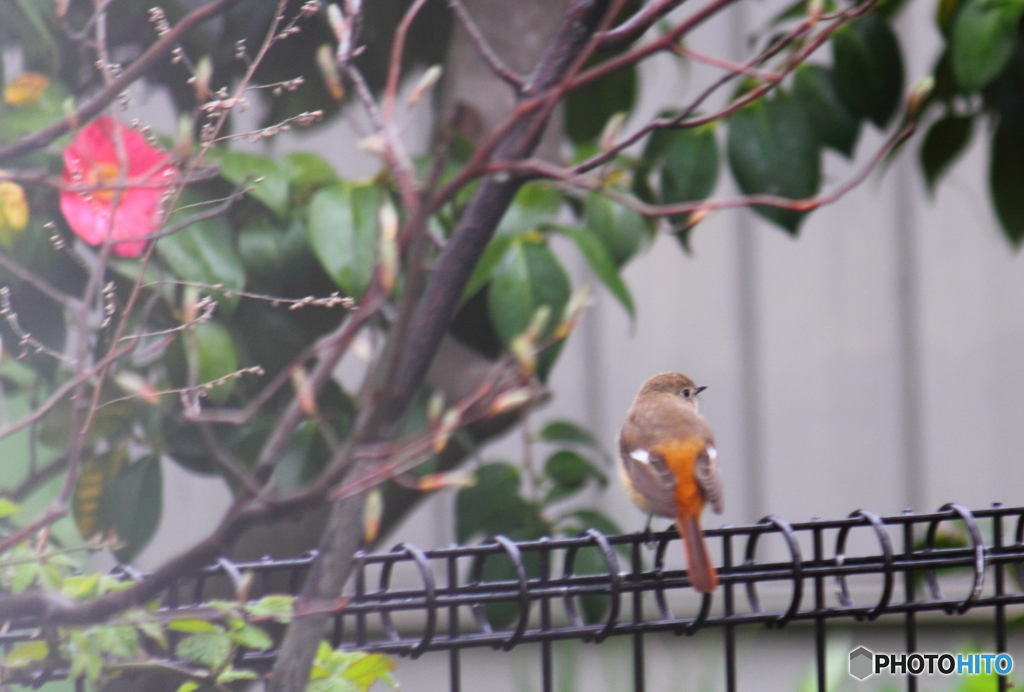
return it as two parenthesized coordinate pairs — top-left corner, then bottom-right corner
(501, 113), (919, 219)
(0, 0), (250, 162)
(267, 1), (621, 688)
(599, 0), (689, 48)
(447, 0), (525, 90)
(0, 0), (905, 684)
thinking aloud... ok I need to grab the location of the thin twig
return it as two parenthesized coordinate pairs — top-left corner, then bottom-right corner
(447, 0), (525, 91)
(0, 0), (249, 162)
(500, 115), (918, 219)
(599, 0), (689, 48)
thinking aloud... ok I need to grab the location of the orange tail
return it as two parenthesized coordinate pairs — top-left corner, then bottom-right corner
(677, 514), (718, 593)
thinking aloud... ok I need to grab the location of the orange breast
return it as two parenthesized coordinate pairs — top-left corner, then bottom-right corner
(651, 438), (706, 519)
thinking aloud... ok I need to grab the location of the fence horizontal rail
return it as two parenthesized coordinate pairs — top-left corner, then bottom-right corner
(4, 502), (1023, 692)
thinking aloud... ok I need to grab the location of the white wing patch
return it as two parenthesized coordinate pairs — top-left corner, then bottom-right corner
(630, 449), (651, 465)
(707, 447), (718, 460)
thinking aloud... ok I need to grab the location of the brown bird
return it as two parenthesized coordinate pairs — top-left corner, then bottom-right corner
(617, 372), (723, 593)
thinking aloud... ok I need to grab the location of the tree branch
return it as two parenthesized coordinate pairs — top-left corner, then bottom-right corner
(0, 0), (249, 162)
(266, 2), (617, 689)
(447, 0), (526, 91)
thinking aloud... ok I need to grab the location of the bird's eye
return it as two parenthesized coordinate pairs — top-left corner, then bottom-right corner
(681, 389), (691, 398)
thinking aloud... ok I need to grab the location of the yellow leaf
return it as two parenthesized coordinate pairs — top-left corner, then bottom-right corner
(363, 489), (383, 544)
(4, 641), (48, 667)
(489, 388), (532, 415)
(417, 470), (476, 491)
(0, 180), (29, 244)
(3, 73), (49, 107)
(72, 449), (126, 539)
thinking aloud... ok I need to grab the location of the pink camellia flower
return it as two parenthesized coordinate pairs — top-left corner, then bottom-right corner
(60, 116), (179, 258)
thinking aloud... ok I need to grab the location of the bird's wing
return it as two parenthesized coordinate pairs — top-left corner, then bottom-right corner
(696, 446), (723, 514)
(619, 443), (677, 518)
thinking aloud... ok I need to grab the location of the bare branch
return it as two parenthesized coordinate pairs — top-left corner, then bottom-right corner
(502, 111), (919, 219)
(447, 0), (526, 91)
(0, 0), (249, 162)
(599, 0), (688, 48)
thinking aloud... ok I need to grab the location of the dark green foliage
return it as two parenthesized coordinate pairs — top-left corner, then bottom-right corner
(727, 92), (821, 233)
(920, 114), (973, 190)
(990, 122), (1024, 245)
(793, 65), (861, 157)
(831, 14), (905, 128)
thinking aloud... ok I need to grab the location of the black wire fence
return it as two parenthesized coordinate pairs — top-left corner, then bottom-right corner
(8, 502), (1024, 691)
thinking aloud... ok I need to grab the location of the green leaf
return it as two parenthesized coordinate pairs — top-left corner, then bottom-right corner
(308, 676), (361, 692)
(553, 224), (634, 319)
(455, 463), (545, 542)
(176, 631), (233, 669)
(990, 121), (1024, 245)
(938, 0), (964, 34)
(4, 640), (48, 667)
(342, 653), (398, 691)
(168, 618), (222, 634)
(0, 497), (20, 518)
(238, 217), (311, 274)
(544, 450), (607, 503)
(281, 152), (339, 199)
(217, 667), (260, 683)
(726, 92), (821, 233)
(137, 619), (168, 648)
(487, 238), (570, 345)
(582, 192), (651, 267)
(308, 182), (380, 298)
(228, 624), (272, 651)
(106, 453), (163, 563)
(647, 124), (720, 214)
(62, 573), (100, 600)
(461, 234), (515, 301)
(496, 183), (563, 237)
(93, 625), (139, 659)
(207, 148), (290, 218)
(194, 321), (238, 403)
(11, 561), (39, 594)
(920, 114), (973, 190)
(487, 237), (571, 378)
(793, 65), (861, 157)
(930, 52), (960, 106)
(539, 420), (601, 448)
(951, 0), (1024, 91)
(831, 14), (905, 127)
(566, 65), (638, 143)
(157, 213), (246, 313)
(246, 594), (295, 623)
(177, 682), (201, 692)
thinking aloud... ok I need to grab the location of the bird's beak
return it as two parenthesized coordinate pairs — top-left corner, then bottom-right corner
(695, 386), (707, 395)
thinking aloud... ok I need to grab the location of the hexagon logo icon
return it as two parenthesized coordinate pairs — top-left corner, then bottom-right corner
(849, 647), (874, 680)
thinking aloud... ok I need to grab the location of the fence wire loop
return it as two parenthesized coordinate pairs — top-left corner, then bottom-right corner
(923, 503), (985, 614)
(378, 543), (436, 657)
(1013, 512), (1024, 590)
(561, 528), (621, 642)
(833, 509), (894, 621)
(684, 591), (713, 636)
(467, 535), (530, 651)
(652, 531), (674, 621)
(9, 503), (1024, 692)
(743, 516), (803, 628)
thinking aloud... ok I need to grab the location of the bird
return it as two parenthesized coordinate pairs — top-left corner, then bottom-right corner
(617, 372), (723, 593)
